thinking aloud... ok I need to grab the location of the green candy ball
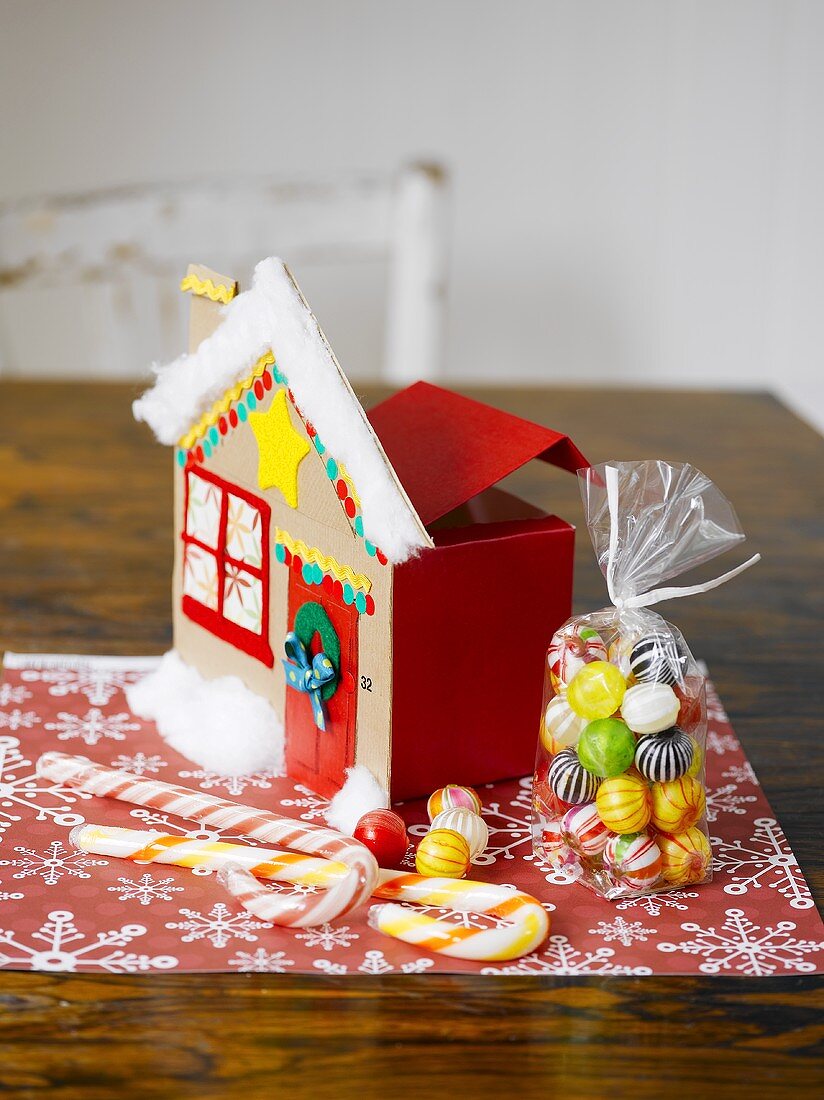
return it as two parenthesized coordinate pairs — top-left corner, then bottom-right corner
(577, 718), (636, 778)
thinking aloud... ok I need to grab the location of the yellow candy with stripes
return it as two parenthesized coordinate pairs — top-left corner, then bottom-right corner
(415, 828), (471, 879)
(650, 776), (706, 833)
(658, 827), (712, 885)
(595, 771), (651, 834)
(567, 661), (627, 721)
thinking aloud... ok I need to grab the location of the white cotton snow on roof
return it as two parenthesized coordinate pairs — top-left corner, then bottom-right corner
(132, 257), (431, 562)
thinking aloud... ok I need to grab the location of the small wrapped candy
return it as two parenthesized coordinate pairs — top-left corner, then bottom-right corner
(532, 460), (758, 901)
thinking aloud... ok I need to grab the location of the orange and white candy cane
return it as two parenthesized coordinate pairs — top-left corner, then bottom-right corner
(39, 752), (377, 928)
(72, 823), (550, 962)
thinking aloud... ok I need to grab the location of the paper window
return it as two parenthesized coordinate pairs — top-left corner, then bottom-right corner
(181, 466), (273, 666)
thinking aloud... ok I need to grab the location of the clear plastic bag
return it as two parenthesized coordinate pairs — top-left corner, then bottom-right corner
(531, 461), (758, 900)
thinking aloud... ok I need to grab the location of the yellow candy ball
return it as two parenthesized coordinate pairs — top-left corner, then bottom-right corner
(650, 776), (706, 833)
(415, 828), (471, 879)
(595, 771), (651, 834)
(686, 737), (704, 778)
(567, 661), (627, 721)
(658, 828), (712, 885)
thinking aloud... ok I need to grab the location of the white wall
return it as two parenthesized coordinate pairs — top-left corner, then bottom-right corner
(2, 0), (822, 429)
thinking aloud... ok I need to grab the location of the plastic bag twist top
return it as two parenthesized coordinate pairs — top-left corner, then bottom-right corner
(579, 460), (760, 611)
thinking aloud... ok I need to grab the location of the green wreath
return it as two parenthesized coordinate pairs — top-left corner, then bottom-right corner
(293, 601), (340, 701)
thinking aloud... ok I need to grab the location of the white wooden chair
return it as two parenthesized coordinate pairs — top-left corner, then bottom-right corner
(0, 163), (448, 382)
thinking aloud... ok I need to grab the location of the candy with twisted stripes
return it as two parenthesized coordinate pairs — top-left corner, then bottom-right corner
(634, 725), (693, 782)
(548, 749), (601, 805)
(72, 822), (550, 962)
(220, 862), (550, 962)
(37, 751), (377, 927)
(629, 632), (686, 686)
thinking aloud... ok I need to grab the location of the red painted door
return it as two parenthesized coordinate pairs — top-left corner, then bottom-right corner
(284, 573), (358, 798)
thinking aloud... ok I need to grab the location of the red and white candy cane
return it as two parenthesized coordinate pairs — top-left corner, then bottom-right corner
(37, 751), (377, 927)
(71, 823), (550, 962)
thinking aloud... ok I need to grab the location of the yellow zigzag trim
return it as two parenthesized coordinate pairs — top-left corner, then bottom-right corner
(180, 274), (237, 304)
(336, 461), (361, 508)
(179, 352), (275, 450)
(275, 529), (372, 593)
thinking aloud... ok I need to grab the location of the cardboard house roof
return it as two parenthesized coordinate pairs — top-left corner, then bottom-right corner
(133, 256), (586, 560)
(367, 382), (589, 528)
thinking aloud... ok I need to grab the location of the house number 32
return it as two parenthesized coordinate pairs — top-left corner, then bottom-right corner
(360, 675), (373, 692)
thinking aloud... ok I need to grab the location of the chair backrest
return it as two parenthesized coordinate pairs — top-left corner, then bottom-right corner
(0, 163), (448, 382)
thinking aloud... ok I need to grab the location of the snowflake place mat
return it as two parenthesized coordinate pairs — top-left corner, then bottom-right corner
(0, 653), (821, 978)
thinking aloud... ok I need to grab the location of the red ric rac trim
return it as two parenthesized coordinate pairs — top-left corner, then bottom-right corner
(182, 464), (274, 668)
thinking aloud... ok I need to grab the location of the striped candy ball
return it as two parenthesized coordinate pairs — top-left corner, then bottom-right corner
(650, 775), (706, 832)
(430, 807), (488, 860)
(657, 827), (712, 886)
(604, 832), (662, 890)
(547, 624), (608, 688)
(542, 695), (588, 751)
(629, 632), (686, 686)
(620, 683), (680, 735)
(595, 772), (652, 834)
(427, 784), (482, 822)
(634, 725), (694, 783)
(548, 749), (601, 805)
(415, 828), (471, 878)
(561, 801), (611, 856)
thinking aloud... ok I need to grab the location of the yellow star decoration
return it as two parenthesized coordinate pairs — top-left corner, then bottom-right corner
(248, 389), (310, 508)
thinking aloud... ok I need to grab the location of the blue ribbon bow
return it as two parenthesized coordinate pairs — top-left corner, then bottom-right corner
(282, 632), (337, 731)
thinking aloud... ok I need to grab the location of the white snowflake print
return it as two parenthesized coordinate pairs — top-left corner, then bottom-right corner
(589, 916), (657, 947)
(0, 840), (108, 886)
(704, 682), (729, 724)
(705, 782), (758, 823)
(20, 666), (140, 707)
(279, 785), (330, 822)
(165, 901), (271, 949)
(0, 736), (90, 839)
(111, 752), (167, 776)
(315, 949), (434, 975)
(295, 922), (359, 952)
(481, 935), (652, 976)
(721, 761), (759, 786)
(658, 908), (824, 976)
(178, 768), (275, 798)
(712, 816), (814, 910)
(0, 684), (32, 707)
(229, 948), (295, 973)
(108, 873), (184, 906)
(0, 909), (178, 973)
(706, 730), (739, 755)
(616, 890), (699, 917)
(0, 709), (41, 731)
(45, 708), (140, 747)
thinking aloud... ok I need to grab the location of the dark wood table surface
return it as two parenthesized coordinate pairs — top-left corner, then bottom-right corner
(0, 382), (822, 1099)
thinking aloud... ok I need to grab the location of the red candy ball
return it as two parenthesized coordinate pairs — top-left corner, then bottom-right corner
(353, 809), (409, 867)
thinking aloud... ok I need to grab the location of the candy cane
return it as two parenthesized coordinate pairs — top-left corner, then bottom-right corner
(38, 752), (377, 927)
(72, 823), (550, 962)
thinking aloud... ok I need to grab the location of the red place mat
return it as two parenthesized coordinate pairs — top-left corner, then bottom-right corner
(0, 654), (821, 977)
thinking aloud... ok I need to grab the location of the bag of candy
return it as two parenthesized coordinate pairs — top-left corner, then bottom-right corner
(532, 461), (759, 899)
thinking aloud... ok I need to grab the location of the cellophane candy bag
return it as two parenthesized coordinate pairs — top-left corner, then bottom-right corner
(531, 461), (758, 900)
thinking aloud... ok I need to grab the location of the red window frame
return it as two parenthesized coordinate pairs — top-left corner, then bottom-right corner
(181, 464), (274, 667)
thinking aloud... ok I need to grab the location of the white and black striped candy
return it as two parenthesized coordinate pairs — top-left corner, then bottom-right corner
(634, 725), (693, 782)
(629, 632), (686, 686)
(548, 749), (601, 804)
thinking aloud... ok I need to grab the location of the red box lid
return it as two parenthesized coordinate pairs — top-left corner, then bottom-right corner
(368, 382), (588, 529)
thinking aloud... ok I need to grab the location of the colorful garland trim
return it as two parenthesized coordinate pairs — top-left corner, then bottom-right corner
(275, 536), (376, 616)
(180, 273), (238, 304)
(275, 529), (372, 593)
(175, 355), (387, 566)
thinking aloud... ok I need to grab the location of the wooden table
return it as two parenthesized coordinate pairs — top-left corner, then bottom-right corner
(0, 382), (821, 1098)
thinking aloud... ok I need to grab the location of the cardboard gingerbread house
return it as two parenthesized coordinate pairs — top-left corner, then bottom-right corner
(133, 258), (587, 801)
